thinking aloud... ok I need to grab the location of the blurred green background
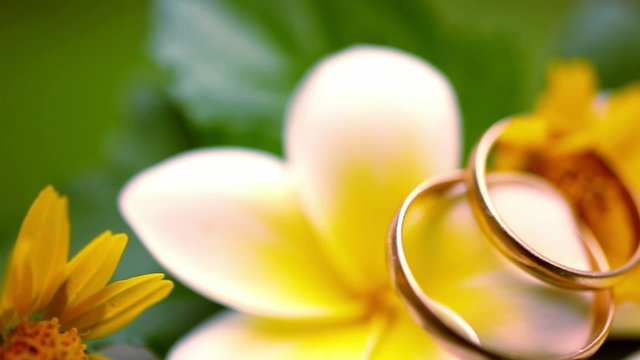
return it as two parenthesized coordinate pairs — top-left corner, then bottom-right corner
(1, 0), (639, 358)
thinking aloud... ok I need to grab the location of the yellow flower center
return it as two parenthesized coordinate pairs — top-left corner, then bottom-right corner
(0, 318), (88, 360)
(363, 286), (401, 320)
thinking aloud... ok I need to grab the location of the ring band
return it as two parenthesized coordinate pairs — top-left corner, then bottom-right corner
(389, 171), (614, 359)
(467, 118), (640, 290)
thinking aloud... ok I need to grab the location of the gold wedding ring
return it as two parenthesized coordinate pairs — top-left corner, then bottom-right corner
(389, 171), (614, 359)
(467, 118), (640, 290)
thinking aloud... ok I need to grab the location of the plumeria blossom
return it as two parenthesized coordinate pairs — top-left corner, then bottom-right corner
(500, 60), (640, 335)
(0, 186), (173, 359)
(120, 46), (616, 358)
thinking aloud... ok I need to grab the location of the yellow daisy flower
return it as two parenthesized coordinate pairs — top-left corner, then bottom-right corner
(120, 46), (613, 358)
(500, 59), (640, 179)
(500, 60), (640, 335)
(0, 186), (173, 359)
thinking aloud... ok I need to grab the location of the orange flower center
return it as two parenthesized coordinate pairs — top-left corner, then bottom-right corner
(0, 318), (88, 360)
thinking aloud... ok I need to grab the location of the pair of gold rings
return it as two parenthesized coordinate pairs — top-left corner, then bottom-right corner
(389, 118), (640, 359)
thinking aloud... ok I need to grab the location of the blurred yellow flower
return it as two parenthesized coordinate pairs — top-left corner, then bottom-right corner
(0, 186), (173, 359)
(501, 60), (640, 335)
(502, 60), (640, 187)
(120, 47), (613, 358)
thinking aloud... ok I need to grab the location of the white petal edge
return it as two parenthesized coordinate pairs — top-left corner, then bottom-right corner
(119, 148), (362, 319)
(286, 45), (461, 292)
(168, 312), (373, 360)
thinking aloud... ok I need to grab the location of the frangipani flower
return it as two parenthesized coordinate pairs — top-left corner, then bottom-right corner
(0, 186), (173, 359)
(500, 60), (640, 335)
(120, 46), (612, 358)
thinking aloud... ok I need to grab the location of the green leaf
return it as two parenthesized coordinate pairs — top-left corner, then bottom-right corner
(152, 0), (582, 155)
(0, 0), (151, 255)
(152, 0), (296, 153)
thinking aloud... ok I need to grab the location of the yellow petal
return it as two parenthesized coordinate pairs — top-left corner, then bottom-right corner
(60, 273), (173, 340)
(403, 174), (603, 358)
(62, 231), (127, 308)
(2, 241), (34, 318)
(368, 310), (455, 360)
(495, 116), (548, 169)
(4, 186), (70, 314)
(33, 190), (69, 312)
(594, 83), (640, 188)
(27, 187), (69, 311)
(615, 265), (640, 303)
(168, 312), (373, 359)
(536, 59), (598, 135)
(286, 46), (460, 294)
(120, 149), (364, 319)
(500, 115), (549, 147)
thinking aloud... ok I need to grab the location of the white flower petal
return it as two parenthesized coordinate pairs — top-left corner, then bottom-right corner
(169, 312), (373, 360)
(119, 149), (362, 319)
(286, 45), (460, 293)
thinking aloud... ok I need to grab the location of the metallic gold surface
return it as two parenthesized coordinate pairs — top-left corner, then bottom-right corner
(389, 171), (614, 359)
(467, 119), (640, 290)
